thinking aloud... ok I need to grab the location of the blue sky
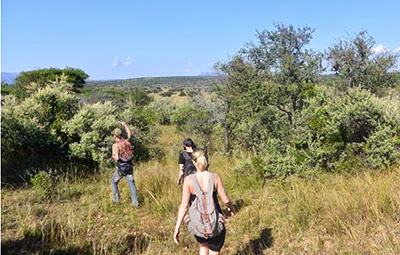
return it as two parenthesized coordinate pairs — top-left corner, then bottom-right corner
(2, 0), (400, 80)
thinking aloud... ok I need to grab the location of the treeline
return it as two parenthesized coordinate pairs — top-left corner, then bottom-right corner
(155, 24), (400, 182)
(2, 24), (400, 185)
(86, 75), (220, 93)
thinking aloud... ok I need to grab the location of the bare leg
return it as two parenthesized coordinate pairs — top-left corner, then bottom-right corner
(199, 243), (209, 255)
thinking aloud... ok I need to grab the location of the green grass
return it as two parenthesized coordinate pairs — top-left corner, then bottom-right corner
(2, 125), (400, 254)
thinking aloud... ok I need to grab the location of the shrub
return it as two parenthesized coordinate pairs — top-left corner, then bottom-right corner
(160, 90), (174, 97)
(297, 86), (400, 170)
(247, 86), (400, 179)
(31, 172), (53, 200)
(364, 123), (400, 168)
(1, 78), (78, 182)
(63, 101), (118, 169)
(129, 87), (154, 107)
(121, 105), (161, 161)
(149, 98), (177, 125)
(171, 99), (217, 149)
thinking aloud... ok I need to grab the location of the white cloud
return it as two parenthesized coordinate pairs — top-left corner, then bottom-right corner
(394, 47), (400, 53)
(372, 44), (388, 54)
(185, 61), (193, 73)
(123, 57), (133, 66)
(112, 56), (119, 67)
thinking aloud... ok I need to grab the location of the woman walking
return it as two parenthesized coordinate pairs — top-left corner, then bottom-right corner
(177, 138), (197, 185)
(174, 149), (235, 255)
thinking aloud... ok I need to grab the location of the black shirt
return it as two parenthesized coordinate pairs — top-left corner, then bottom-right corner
(178, 151), (192, 165)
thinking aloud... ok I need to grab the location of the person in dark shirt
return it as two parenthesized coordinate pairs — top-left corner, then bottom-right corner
(177, 138), (197, 185)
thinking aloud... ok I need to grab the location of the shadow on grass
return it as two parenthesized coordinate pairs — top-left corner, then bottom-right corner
(122, 232), (152, 254)
(1, 233), (92, 255)
(235, 228), (274, 255)
(2, 226), (152, 255)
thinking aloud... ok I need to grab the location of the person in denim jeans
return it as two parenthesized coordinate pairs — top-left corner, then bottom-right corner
(111, 121), (139, 207)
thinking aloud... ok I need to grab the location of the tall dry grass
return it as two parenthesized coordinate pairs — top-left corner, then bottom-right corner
(2, 125), (400, 254)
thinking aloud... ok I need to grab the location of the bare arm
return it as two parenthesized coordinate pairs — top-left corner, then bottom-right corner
(177, 164), (184, 184)
(215, 173), (235, 216)
(120, 121), (131, 139)
(112, 144), (119, 162)
(173, 178), (191, 244)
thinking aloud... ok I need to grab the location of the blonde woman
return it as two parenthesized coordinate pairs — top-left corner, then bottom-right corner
(174, 150), (235, 255)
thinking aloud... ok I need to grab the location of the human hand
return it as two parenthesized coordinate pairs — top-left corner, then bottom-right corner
(173, 229), (180, 245)
(119, 121), (127, 126)
(227, 207), (235, 217)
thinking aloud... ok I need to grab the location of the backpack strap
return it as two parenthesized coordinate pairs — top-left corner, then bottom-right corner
(207, 173), (215, 194)
(190, 174), (204, 197)
(182, 151), (191, 161)
(190, 172), (215, 196)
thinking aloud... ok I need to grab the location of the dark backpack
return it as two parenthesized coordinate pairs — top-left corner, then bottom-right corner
(182, 152), (196, 178)
(117, 140), (134, 175)
(187, 173), (225, 239)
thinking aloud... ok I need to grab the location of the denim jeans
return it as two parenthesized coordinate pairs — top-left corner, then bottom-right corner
(111, 168), (139, 207)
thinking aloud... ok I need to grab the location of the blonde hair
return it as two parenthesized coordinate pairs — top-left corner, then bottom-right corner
(191, 149), (208, 171)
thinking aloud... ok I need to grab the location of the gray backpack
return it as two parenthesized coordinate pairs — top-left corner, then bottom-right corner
(188, 173), (225, 239)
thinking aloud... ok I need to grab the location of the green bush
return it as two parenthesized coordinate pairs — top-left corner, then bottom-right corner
(244, 86), (400, 179)
(297, 86), (400, 170)
(31, 172), (53, 200)
(160, 90), (174, 97)
(63, 101), (118, 169)
(129, 87), (154, 107)
(1, 78), (78, 182)
(149, 98), (177, 125)
(121, 105), (161, 161)
(365, 125), (400, 168)
(171, 100), (216, 149)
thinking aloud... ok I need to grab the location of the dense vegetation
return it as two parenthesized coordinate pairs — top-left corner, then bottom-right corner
(13, 67), (89, 99)
(2, 126), (400, 254)
(2, 24), (400, 254)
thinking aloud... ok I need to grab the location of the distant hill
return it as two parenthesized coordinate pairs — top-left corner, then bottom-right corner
(1, 72), (19, 84)
(199, 72), (217, 76)
(86, 75), (221, 90)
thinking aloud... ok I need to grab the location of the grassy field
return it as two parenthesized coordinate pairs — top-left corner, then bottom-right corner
(2, 125), (400, 254)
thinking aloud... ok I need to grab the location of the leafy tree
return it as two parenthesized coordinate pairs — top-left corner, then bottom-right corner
(327, 30), (398, 93)
(14, 67), (89, 99)
(241, 23), (324, 126)
(1, 81), (14, 96)
(214, 56), (260, 153)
